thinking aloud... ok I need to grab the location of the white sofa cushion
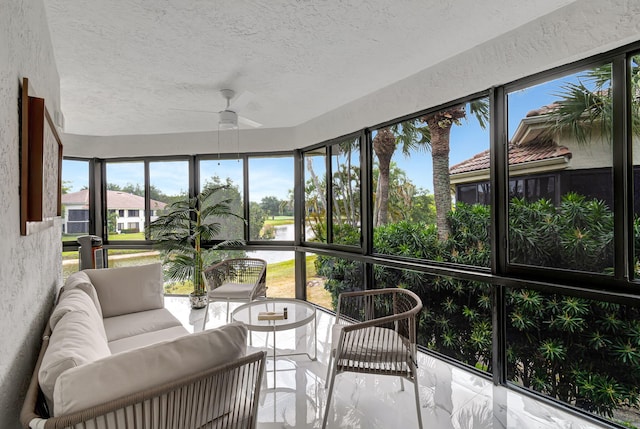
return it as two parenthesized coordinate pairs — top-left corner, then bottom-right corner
(53, 322), (248, 416)
(108, 325), (189, 354)
(49, 288), (107, 341)
(84, 263), (164, 317)
(102, 308), (183, 342)
(209, 282), (258, 299)
(39, 311), (112, 411)
(61, 271), (103, 318)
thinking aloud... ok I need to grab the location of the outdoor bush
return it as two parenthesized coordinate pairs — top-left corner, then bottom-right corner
(506, 289), (640, 417)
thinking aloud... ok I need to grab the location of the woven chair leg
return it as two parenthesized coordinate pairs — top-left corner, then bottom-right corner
(202, 301), (210, 331)
(411, 362), (423, 429)
(322, 363), (339, 429)
(400, 376), (405, 391)
(325, 352), (334, 389)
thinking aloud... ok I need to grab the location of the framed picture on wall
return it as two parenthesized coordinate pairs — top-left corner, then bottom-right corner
(20, 77), (63, 236)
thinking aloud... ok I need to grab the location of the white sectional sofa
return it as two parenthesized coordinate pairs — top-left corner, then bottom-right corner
(20, 263), (266, 429)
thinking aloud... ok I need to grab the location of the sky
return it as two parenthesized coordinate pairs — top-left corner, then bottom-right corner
(62, 68), (596, 201)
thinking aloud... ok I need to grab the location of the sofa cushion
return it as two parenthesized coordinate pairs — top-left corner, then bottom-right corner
(53, 322), (248, 416)
(84, 263), (164, 317)
(39, 311), (111, 411)
(103, 308), (183, 342)
(209, 282), (258, 299)
(61, 271), (103, 318)
(108, 325), (189, 354)
(49, 288), (107, 341)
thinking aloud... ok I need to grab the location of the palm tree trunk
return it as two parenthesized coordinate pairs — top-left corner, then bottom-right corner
(373, 128), (396, 226)
(426, 114), (456, 241)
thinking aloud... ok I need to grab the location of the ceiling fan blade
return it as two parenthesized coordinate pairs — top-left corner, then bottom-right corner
(238, 115), (262, 128)
(228, 90), (254, 111)
(169, 107), (219, 115)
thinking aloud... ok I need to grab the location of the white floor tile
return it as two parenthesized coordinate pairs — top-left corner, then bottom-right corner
(164, 297), (608, 429)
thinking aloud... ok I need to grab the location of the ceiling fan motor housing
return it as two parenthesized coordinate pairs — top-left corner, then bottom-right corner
(219, 110), (238, 129)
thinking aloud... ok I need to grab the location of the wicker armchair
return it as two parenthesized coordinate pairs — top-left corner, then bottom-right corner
(202, 258), (267, 328)
(322, 288), (423, 429)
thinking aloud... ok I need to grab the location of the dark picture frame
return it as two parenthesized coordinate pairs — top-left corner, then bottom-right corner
(20, 77), (63, 236)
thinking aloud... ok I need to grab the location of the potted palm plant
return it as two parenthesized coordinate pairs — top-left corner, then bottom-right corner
(148, 185), (244, 309)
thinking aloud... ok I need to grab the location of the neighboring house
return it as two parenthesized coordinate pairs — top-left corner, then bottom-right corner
(449, 103), (638, 211)
(61, 190), (167, 235)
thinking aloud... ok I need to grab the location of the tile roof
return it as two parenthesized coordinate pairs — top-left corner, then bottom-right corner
(449, 139), (572, 175)
(62, 189), (167, 210)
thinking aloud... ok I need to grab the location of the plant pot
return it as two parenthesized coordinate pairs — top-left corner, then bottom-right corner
(189, 292), (208, 309)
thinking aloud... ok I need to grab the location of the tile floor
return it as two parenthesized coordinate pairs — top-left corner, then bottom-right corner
(164, 296), (608, 429)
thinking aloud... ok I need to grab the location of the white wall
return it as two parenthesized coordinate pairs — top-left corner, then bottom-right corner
(0, 1), (62, 428)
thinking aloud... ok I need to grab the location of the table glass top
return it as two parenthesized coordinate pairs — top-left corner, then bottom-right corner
(232, 298), (316, 331)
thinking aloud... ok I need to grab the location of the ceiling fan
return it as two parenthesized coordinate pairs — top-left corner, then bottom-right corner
(172, 89), (262, 129)
(218, 89), (262, 129)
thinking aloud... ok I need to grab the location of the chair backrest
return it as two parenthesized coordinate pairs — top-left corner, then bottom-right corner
(336, 288), (422, 344)
(203, 258), (267, 289)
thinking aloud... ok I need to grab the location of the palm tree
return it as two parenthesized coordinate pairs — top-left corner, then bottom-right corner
(373, 100), (488, 240)
(148, 184), (243, 307)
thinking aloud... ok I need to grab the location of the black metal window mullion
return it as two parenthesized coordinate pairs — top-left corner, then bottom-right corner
(611, 54), (632, 281)
(362, 129), (374, 291)
(294, 149), (306, 300)
(242, 155), (250, 241)
(490, 85), (508, 386)
(326, 144), (333, 245)
(190, 155), (198, 199)
(144, 160), (151, 240)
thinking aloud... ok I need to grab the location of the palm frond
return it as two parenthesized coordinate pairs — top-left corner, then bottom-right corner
(469, 99), (489, 129)
(392, 119), (431, 155)
(545, 80), (611, 145)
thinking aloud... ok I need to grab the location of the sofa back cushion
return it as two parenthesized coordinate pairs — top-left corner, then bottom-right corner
(61, 271), (103, 318)
(49, 288), (107, 341)
(39, 311), (112, 411)
(53, 323), (248, 416)
(84, 263), (164, 317)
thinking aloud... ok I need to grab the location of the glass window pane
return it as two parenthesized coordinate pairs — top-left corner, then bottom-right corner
(309, 252), (362, 310)
(373, 267), (492, 373)
(507, 66), (614, 273)
(331, 138), (361, 246)
(199, 159), (244, 240)
(373, 97), (490, 268)
(245, 250), (296, 298)
(248, 156), (294, 241)
(149, 160), (189, 238)
(106, 162), (145, 240)
(507, 288), (640, 424)
(304, 148), (327, 243)
(61, 159), (89, 242)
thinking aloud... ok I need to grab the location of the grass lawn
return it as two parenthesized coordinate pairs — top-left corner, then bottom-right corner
(163, 255), (333, 309)
(263, 216), (294, 227)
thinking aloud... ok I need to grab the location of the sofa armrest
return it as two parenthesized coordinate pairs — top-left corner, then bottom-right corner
(21, 323), (263, 429)
(53, 322), (248, 415)
(23, 349), (266, 429)
(84, 263), (164, 317)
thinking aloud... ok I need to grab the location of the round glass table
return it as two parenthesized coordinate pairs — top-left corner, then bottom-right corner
(232, 298), (317, 386)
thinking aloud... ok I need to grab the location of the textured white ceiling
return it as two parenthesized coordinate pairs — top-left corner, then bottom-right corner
(44, 0), (577, 137)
